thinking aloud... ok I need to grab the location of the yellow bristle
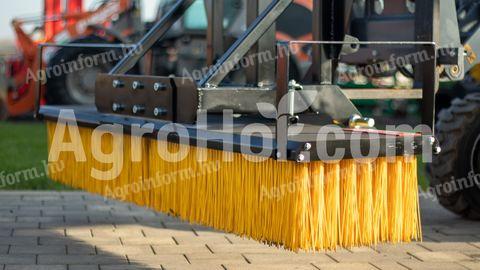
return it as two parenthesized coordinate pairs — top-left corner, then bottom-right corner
(402, 156), (422, 242)
(310, 162), (326, 250)
(372, 157), (388, 243)
(387, 157), (404, 243)
(45, 121), (422, 251)
(323, 162), (340, 250)
(339, 159), (359, 247)
(357, 161), (373, 246)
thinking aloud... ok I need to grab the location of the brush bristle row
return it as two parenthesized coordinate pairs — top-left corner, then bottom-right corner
(46, 122), (421, 251)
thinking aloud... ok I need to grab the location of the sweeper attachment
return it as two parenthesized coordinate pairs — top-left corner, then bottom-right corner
(38, 0), (455, 251)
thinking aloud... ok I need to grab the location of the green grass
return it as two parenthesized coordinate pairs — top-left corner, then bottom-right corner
(0, 121), (69, 190)
(418, 160), (429, 190)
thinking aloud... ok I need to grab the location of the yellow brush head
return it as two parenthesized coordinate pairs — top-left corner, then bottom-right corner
(46, 121), (421, 251)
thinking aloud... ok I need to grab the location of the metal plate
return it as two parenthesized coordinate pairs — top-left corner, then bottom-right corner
(40, 105), (427, 162)
(95, 74), (198, 123)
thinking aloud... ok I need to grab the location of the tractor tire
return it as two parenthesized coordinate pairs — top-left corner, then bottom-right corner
(45, 36), (120, 105)
(428, 92), (480, 220)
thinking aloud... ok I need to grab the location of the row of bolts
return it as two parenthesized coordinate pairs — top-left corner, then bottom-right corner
(111, 79), (168, 117)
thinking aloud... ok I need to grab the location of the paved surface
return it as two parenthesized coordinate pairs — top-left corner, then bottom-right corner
(0, 191), (479, 270)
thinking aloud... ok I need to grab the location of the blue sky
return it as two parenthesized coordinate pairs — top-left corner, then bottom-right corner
(0, 0), (161, 41)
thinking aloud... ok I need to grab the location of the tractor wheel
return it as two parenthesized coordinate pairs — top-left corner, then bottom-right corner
(428, 92), (480, 220)
(45, 36), (120, 105)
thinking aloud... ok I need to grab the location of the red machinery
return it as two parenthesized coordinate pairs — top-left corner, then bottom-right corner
(1, 0), (138, 119)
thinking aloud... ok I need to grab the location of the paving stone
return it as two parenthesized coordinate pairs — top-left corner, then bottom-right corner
(222, 263), (316, 270)
(66, 245), (96, 255)
(125, 254), (186, 264)
(438, 227), (480, 235)
(16, 217), (63, 223)
(101, 265), (162, 270)
(410, 251), (474, 262)
(162, 262), (223, 270)
(37, 255), (127, 265)
(142, 228), (197, 238)
(0, 246), (8, 254)
(66, 228), (93, 237)
(312, 263), (378, 270)
(18, 206), (63, 212)
(88, 216), (136, 223)
(458, 261), (480, 270)
(369, 262), (409, 270)
(92, 229), (144, 237)
(0, 255), (36, 265)
(0, 230), (12, 237)
(0, 217), (15, 223)
(4, 265), (66, 270)
(397, 261), (468, 270)
(423, 233), (480, 243)
(120, 237), (174, 245)
(0, 191), (479, 270)
(12, 229), (65, 237)
(39, 236), (121, 246)
(243, 253), (334, 264)
(185, 252), (247, 264)
(68, 266), (99, 270)
(9, 245), (66, 255)
(207, 243), (291, 254)
(373, 243), (429, 254)
(152, 244), (212, 255)
(0, 223), (38, 229)
(347, 247), (377, 253)
(173, 235), (232, 245)
(96, 245), (154, 255)
(0, 237), (37, 246)
(419, 242), (480, 252)
(327, 251), (414, 263)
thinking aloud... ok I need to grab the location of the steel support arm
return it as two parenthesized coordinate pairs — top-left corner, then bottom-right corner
(199, 0), (294, 87)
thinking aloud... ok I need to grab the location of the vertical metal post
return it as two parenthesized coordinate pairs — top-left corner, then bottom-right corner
(205, 0), (224, 66)
(311, 0), (324, 84)
(415, 0), (440, 134)
(257, 0), (276, 87)
(246, 0), (276, 87)
(246, 0), (260, 84)
(34, 45), (44, 119)
(311, 0), (347, 84)
(421, 45), (437, 135)
(275, 43), (290, 160)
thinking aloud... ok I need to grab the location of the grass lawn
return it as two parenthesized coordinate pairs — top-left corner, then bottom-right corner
(0, 121), (69, 190)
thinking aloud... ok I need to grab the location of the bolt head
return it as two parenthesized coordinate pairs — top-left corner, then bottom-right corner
(132, 81), (143, 90)
(154, 82), (166, 92)
(433, 146), (442, 155)
(411, 141), (418, 150)
(132, 105), (144, 114)
(112, 80), (123, 88)
(297, 154), (305, 162)
(303, 143), (312, 151)
(153, 107), (167, 117)
(450, 65), (461, 76)
(112, 103), (123, 112)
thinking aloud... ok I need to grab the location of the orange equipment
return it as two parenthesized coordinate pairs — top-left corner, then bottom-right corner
(3, 0), (137, 119)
